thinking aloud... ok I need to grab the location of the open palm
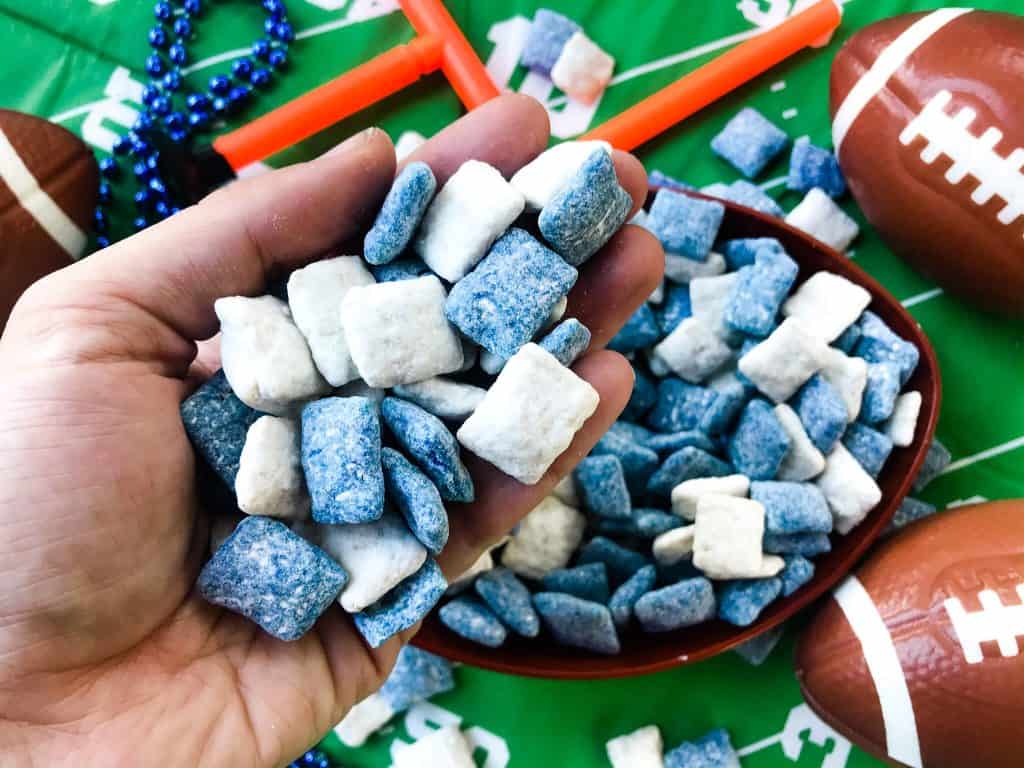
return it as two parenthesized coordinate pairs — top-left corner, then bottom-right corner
(0, 95), (661, 768)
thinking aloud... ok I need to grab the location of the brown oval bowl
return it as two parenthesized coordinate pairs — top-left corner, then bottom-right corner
(414, 188), (942, 679)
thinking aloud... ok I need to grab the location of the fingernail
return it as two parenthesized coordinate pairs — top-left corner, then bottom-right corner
(326, 126), (381, 157)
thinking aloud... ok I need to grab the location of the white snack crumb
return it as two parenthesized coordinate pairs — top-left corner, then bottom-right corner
(646, 348), (672, 377)
(414, 160), (525, 282)
(782, 271), (871, 342)
(648, 279), (665, 305)
(552, 474), (579, 507)
(393, 130), (426, 161)
(606, 725), (665, 768)
(394, 724), (476, 768)
(692, 494), (769, 579)
(819, 347), (868, 422)
(884, 391), (922, 447)
(458, 344), (599, 485)
(341, 275), (463, 388)
(654, 316), (733, 384)
(785, 187), (859, 252)
(816, 443), (882, 535)
(215, 295), (329, 415)
(447, 549), (495, 594)
(671, 474), (751, 521)
(501, 496), (586, 579)
(547, 295), (569, 329)
(334, 692), (395, 748)
(511, 140), (612, 210)
(738, 318), (828, 402)
(652, 525), (696, 566)
(479, 348), (507, 376)
(550, 31), (615, 105)
(664, 250), (727, 283)
(287, 255), (375, 386)
(393, 377), (487, 421)
(774, 403), (827, 481)
(235, 416), (309, 520)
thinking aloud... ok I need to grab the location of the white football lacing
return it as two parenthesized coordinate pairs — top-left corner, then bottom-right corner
(943, 584), (1024, 664)
(899, 89), (1024, 231)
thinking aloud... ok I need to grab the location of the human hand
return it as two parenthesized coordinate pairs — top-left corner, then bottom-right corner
(0, 94), (662, 768)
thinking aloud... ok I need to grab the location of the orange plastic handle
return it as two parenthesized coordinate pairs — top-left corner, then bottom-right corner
(400, 0), (500, 110)
(583, 0), (842, 151)
(213, 34), (445, 170)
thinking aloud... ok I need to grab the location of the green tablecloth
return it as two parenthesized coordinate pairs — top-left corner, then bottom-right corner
(3, 1), (1021, 765)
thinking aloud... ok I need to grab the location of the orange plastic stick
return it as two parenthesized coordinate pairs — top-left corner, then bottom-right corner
(400, 0), (500, 110)
(213, 34), (444, 170)
(583, 0), (842, 151)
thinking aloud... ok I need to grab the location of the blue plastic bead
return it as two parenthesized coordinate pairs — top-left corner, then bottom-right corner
(133, 114), (156, 133)
(133, 161), (152, 180)
(146, 152), (161, 170)
(153, 1), (173, 21)
(133, 216), (149, 231)
(93, 207), (108, 232)
(154, 200), (171, 219)
(145, 53), (166, 77)
(173, 17), (193, 39)
(232, 57), (254, 79)
(169, 127), (188, 144)
(229, 86), (251, 104)
(268, 48), (288, 69)
(150, 95), (171, 116)
(134, 188), (152, 208)
(272, 22), (294, 42)
(264, 16), (278, 35)
(186, 92), (211, 111)
(169, 43), (188, 66)
(264, 0), (286, 15)
(148, 26), (169, 49)
(164, 112), (185, 131)
(95, 235), (111, 249)
(188, 110), (211, 129)
(112, 135), (133, 156)
(212, 96), (230, 114)
(162, 70), (183, 92)
(97, 182), (113, 203)
(251, 68), (272, 88)
(149, 177), (168, 197)
(98, 157), (120, 179)
(252, 38), (272, 60)
(183, 0), (202, 15)
(141, 84), (161, 106)
(209, 74), (232, 95)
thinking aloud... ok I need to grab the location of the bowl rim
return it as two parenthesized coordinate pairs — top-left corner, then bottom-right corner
(413, 187), (942, 679)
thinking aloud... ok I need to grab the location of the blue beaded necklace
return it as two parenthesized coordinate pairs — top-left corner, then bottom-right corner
(289, 747), (332, 768)
(94, 0), (292, 249)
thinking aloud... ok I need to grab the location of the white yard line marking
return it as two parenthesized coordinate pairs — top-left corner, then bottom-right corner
(759, 175), (788, 191)
(942, 435), (1024, 475)
(737, 734), (782, 756)
(900, 287), (944, 307)
(770, 80), (786, 92)
(49, 100), (106, 124)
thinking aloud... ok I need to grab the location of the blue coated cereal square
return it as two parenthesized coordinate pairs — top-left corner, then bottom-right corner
(780, 555), (815, 597)
(886, 496), (938, 534)
(475, 567), (540, 638)
(439, 595), (507, 647)
(608, 564), (657, 628)
(635, 508), (686, 538)
(608, 303), (661, 353)
(646, 188), (724, 261)
(715, 180), (785, 218)
(379, 646), (454, 713)
(717, 577), (783, 626)
(833, 322), (862, 354)
(711, 107), (788, 178)
(724, 249), (798, 337)
(354, 558), (448, 648)
(575, 455), (632, 519)
(520, 8), (579, 74)
(734, 625), (785, 666)
(181, 370), (260, 488)
(912, 439), (951, 493)
(721, 237), (784, 271)
(381, 447), (448, 555)
(700, 380), (750, 436)
(542, 562), (611, 603)
(763, 532), (832, 556)
(787, 137), (846, 198)
(649, 169), (694, 191)
(646, 446), (733, 497)
(539, 149), (633, 266)
(842, 421), (894, 478)
(793, 374), (848, 453)
(656, 283), (693, 334)
(301, 397), (385, 524)
(635, 576), (716, 632)
(592, 429), (660, 495)
(533, 592), (620, 654)
(622, 369), (658, 421)
(727, 399), (791, 480)
(446, 228), (578, 358)
(381, 397), (474, 503)
(539, 318), (591, 366)
(860, 362), (901, 425)
(751, 481), (832, 534)
(665, 729), (739, 768)
(198, 517), (348, 641)
(646, 378), (718, 433)
(364, 161), (436, 265)
(855, 311), (920, 385)
(369, 257), (430, 283)
(610, 420), (656, 444)
(644, 430), (719, 457)
(577, 536), (651, 585)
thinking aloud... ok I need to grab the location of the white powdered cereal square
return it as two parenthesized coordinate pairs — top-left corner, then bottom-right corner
(753, 554), (786, 577)
(458, 344), (599, 485)
(693, 494), (769, 579)
(671, 474), (751, 521)
(819, 346), (869, 422)
(394, 725), (476, 768)
(646, 348), (672, 377)
(816, 443), (882, 534)
(334, 693), (395, 748)
(447, 549), (495, 595)
(501, 495), (586, 579)
(215, 295), (329, 415)
(654, 316), (733, 383)
(664, 250), (727, 283)
(287, 256), (375, 386)
(652, 525), (696, 566)
(511, 140), (611, 210)
(414, 160), (525, 282)
(606, 725), (665, 768)
(341, 275), (463, 388)
(774, 404), (826, 481)
(318, 513), (428, 613)
(785, 187), (859, 252)
(690, 272), (742, 342)
(550, 32), (615, 105)
(235, 416), (309, 520)
(884, 391), (922, 447)
(552, 474), (579, 507)
(738, 318), (828, 402)
(783, 271), (871, 342)
(392, 377), (487, 422)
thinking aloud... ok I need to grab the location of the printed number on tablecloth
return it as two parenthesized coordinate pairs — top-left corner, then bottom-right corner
(388, 701), (510, 768)
(738, 703), (852, 768)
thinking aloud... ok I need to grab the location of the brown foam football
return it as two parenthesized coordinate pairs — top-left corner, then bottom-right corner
(0, 109), (98, 327)
(796, 500), (1024, 768)
(830, 10), (1024, 317)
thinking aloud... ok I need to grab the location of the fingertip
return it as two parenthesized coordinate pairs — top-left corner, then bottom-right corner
(612, 150), (650, 216)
